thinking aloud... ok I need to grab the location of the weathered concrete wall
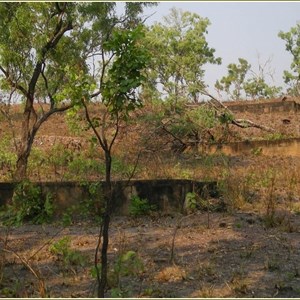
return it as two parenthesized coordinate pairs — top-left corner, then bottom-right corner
(209, 137), (300, 157)
(225, 100), (300, 114)
(0, 180), (218, 215)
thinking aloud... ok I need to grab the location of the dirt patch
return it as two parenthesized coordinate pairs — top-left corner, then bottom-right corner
(1, 211), (300, 298)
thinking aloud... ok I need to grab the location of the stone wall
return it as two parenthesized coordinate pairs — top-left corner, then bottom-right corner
(0, 180), (218, 215)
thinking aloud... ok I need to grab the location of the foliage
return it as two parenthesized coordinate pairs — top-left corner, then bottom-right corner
(90, 250), (144, 296)
(184, 192), (198, 211)
(243, 77), (281, 100)
(215, 57), (281, 100)
(0, 2), (155, 179)
(0, 134), (16, 180)
(67, 155), (104, 180)
(265, 132), (286, 141)
(49, 236), (86, 267)
(278, 23), (300, 96)
(1, 180), (54, 226)
(144, 8), (221, 105)
(101, 25), (151, 116)
(60, 182), (103, 226)
(129, 195), (156, 216)
(215, 58), (251, 100)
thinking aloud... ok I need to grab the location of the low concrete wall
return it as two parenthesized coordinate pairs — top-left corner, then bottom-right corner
(0, 180), (218, 215)
(225, 100), (300, 114)
(209, 137), (300, 157)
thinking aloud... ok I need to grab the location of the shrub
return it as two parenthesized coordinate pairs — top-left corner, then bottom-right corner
(2, 180), (54, 226)
(129, 195), (156, 216)
(49, 237), (86, 267)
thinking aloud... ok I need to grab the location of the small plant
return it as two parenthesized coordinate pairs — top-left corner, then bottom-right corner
(49, 237), (86, 268)
(61, 208), (74, 227)
(90, 250), (143, 296)
(0, 134), (17, 178)
(184, 192), (198, 212)
(251, 147), (262, 156)
(129, 195), (156, 216)
(264, 256), (280, 272)
(265, 132), (286, 141)
(262, 172), (277, 228)
(2, 180), (54, 226)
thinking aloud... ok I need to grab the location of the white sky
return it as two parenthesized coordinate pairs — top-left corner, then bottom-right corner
(140, 1), (300, 96)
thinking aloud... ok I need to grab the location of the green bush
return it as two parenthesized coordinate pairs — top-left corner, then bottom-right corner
(49, 236), (86, 267)
(2, 180), (54, 226)
(129, 195), (156, 216)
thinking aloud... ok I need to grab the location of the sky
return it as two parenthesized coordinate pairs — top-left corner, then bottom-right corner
(140, 1), (300, 97)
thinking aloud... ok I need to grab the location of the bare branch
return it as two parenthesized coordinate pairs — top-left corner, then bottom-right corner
(201, 89), (275, 133)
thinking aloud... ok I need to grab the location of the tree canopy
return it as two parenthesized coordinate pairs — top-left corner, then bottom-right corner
(278, 23), (300, 96)
(144, 8), (221, 106)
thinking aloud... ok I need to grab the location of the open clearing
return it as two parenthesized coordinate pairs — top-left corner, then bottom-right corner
(1, 210), (300, 298)
(1, 99), (300, 297)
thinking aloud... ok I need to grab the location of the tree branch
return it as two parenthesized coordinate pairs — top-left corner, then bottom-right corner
(201, 89), (275, 133)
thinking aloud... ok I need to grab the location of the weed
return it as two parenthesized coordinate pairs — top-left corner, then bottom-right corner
(0, 134), (16, 180)
(110, 287), (130, 298)
(291, 202), (300, 215)
(229, 269), (249, 296)
(258, 169), (279, 227)
(264, 256), (280, 272)
(218, 170), (256, 211)
(193, 261), (217, 280)
(184, 192), (198, 212)
(49, 237), (86, 268)
(90, 250), (144, 295)
(196, 284), (216, 298)
(265, 132), (286, 141)
(67, 155), (104, 180)
(251, 147), (262, 155)
(61, 208), (74, 227)
(129, 195), (156, 216)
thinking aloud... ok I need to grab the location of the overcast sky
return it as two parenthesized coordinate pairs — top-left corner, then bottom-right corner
(140, 1), (300, 96)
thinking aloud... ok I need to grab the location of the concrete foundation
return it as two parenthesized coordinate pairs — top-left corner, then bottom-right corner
(0, 180), (218, 215)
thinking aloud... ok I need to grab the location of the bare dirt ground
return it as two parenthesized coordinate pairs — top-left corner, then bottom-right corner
(1, 210), (300, 298)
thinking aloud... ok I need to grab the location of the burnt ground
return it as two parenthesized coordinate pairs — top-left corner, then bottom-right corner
(1, 99), (300, 297)
(1, 210), (300, 298)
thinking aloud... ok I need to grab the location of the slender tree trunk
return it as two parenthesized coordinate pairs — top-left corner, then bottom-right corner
(98, 150), (112, 297)
(98, 213), (110, 297)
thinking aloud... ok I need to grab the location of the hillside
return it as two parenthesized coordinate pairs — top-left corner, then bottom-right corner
(1, 99), (300, 298)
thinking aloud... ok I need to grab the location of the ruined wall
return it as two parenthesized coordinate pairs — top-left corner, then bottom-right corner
(209, 137), (300, 157)
(224, 100), (300, 114)
(0, 180), (218, 215)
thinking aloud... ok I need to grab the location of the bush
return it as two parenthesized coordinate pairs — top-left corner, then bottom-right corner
(49, 237), (86, 267)
(129, 195), (156, 216)
(1, 180), (54, 226)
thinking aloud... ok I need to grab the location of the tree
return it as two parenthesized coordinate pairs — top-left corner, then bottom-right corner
(278, 23), (300, 96)
(215, 58), (251, 100)
(144, 8), (221, 106)
(215, 57), (281, 100)
(0, 3), (87, 179)
(81, 24), (151, 297)
(0, 2), (155, 180)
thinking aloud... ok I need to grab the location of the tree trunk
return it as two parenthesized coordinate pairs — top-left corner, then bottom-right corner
(14, 103), (35, 181)
(98, 150), (112, 298)
(98, 213), (110, 297)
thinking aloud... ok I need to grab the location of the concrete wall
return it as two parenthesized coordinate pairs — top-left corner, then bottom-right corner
(0, 180), (218, 215)
(208, 137), (300, 157)
(225, 100), (300, 114)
